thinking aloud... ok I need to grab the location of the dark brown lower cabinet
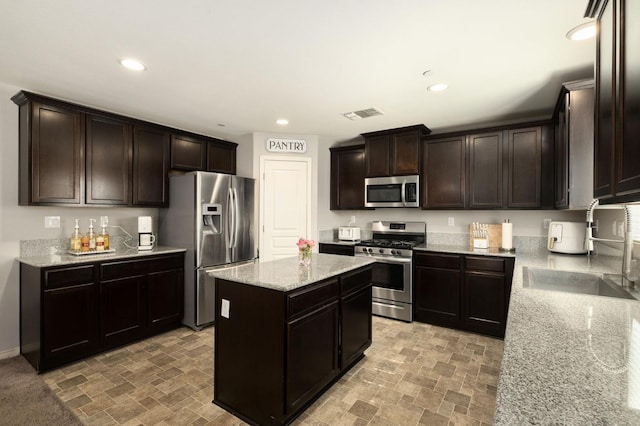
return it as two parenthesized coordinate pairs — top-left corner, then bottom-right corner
(413, 251), (514, 338)
(318, 242), (355, 256)
(214, 265), (372, 426)
(20, 252), (184, 372)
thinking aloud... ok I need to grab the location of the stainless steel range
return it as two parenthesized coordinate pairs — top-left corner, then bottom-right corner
(355, 221), (426, 322)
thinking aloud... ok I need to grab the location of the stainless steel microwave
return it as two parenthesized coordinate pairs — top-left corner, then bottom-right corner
(365, 175), (419, 208)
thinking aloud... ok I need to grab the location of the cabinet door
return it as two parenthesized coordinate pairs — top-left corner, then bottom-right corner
(132, 125), (169, 206)
(330, 145), (366, 210)
(414, 266), (461, 327)
(171, 134), (206, 170)
(147, 269), (184, 331)
(286, 301), (339, 415)
(594, 0), (616, 198)
(616, 0), (640, 197)
(25, 102), (84, 204)
(86, 114), (132, 205)
(319, 243), (354, 256)
(506, 127), (541, 208)
(100, 276), (146, 348)
(468, 131), (503, 208)
(422, 136), (466, 208)
(43, 283), (97, 365)
(365, 135), (390, 177)
(207, 140), (236, 174)
(390, 131), (420, 175)
(340, 285), (372, 368)
(555, 94), (569, 208)
(463, 271), (505, 338)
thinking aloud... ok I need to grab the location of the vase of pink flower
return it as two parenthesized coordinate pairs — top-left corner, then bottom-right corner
(296, 238), (315, 266)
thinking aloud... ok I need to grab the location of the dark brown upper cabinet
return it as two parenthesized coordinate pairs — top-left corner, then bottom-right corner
(207, 139), (237, 175)
(170, 133), (237, 175)
(587, 0), (640, 203)
(421, 136), (466, 209)
(422, 121), (553, 210)
(330, 145), (367, 210)
(170, 134), (206, 171)
(85, 114), (132, 205)
(553, 79), (594, 210)
(13, 96), (85, 205)
(362, 125), (431, 177)
(133, 125), (170, 207)
(468, 131), (504, 209)
(12, 91), (236, 207)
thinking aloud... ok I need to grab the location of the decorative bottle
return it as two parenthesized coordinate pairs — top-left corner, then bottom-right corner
(70, 219), (82, 252)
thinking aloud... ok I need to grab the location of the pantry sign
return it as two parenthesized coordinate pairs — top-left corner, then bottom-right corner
(266, 138), (307, 154)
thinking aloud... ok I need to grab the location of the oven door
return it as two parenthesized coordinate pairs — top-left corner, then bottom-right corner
(368, 256), (412, 304)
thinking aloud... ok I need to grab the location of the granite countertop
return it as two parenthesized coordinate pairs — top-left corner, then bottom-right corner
(414, 243), (517, 258)
(318, 239), (360, 246)
(491, 249), (640, 425)
(17, 246), (187, 268)
(208, 253), (375, 292)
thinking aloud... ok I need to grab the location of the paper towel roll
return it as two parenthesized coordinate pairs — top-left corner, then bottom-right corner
(501, 222), (513, 250)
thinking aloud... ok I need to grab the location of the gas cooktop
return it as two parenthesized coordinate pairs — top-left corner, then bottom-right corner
(356, 239), (420, 250)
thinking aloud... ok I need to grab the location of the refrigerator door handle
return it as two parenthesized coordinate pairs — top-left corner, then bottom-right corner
(225, 188), (233, 248)
(232, 187), (240, 248)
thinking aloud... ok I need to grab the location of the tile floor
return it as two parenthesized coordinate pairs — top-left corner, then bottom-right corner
(43, 317), (504, 425)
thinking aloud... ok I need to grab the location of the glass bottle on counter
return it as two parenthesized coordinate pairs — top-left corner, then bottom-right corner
(69, 219), (82, 252)
(99, 216), (110, 250)
(87, 219), (97, 251)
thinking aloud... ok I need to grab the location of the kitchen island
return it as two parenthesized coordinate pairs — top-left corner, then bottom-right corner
(208, 253), (375, 426)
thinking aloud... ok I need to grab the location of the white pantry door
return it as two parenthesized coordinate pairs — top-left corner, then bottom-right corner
(260, 156), (311, 262)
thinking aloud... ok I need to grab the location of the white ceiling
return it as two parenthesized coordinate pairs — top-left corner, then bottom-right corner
(0, 0), (595, 141)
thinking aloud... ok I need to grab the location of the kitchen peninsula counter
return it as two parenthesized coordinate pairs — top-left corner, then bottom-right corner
(208, 254), (374, 426)
(17, 245), (186, 267)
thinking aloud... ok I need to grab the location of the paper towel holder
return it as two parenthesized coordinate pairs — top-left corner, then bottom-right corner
(499, 219), (516, 252)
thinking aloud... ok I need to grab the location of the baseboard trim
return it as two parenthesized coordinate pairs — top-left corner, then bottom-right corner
(0, 347), (20, 360)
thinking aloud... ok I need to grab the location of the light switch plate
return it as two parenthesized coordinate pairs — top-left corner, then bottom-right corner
(448, 217), (454, 227)
(44, 216), (60, 228)
(221, 299), (230, 319)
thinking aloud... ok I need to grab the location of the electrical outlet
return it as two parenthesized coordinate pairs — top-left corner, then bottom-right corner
(44, 216), (60, 228)
(619, 222), (625, 237)
(447, 217), (454, 227)
(350, 215), (356, 224)
(543, 218), (552, 229)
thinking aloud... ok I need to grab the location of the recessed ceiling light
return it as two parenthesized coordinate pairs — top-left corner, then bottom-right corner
(566, 21), (596, 41)
(276, 119), (289, 125)
(427, 83), (448, 92)
(119, 58), (146, 71)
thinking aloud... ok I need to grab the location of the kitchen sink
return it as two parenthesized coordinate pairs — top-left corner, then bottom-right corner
(522, 267), (635, 300)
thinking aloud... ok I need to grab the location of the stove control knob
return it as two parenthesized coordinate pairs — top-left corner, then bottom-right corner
(379, 248), (385, 254)
(391, 250), (397, 255)
(366, 248), (372, 254)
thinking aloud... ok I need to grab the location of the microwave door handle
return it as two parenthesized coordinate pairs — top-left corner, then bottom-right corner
(401, 181), (407, 206)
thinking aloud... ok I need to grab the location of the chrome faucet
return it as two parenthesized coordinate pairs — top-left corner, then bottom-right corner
(585, 199), (636, 287)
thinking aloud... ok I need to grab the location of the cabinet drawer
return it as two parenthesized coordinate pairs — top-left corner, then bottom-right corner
(101, 259), (148, 280)
(414, 252), (461, 269)
(319, 243), (355, 256)
(44, 265), (95, 289)
(465, 256), (504, 273)
(144, 254), (184, 272)
(288, 279), (339, 320)
(340, 267), (372, 296)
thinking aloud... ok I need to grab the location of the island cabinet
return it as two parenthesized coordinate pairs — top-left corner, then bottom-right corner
(362, 125), (431, 177)
(587, 0), (640, 203)
(213, 262), (372, 426)
(413, 251), (514, 338)
(20, 251), (184, 372)
(329, 145), (367, 210)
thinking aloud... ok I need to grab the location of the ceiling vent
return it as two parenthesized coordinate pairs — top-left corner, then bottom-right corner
(342, 107), (384, 120)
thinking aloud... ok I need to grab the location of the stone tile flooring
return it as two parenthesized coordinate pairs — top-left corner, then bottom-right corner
(43, 317), (504, 425)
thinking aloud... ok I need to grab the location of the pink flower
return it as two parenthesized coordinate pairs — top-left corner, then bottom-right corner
(296, 237), (316, 250)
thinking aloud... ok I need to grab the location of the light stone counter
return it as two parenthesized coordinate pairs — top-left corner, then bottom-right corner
(492, 249), (640, 425)
(207, 253), (375, 292)
(17, 246), (186, 268)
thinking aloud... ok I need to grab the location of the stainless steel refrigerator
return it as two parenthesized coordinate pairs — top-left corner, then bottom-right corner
(159, 171), (256, 330)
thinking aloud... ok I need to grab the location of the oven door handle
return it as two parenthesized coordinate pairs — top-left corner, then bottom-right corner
(360, 256), (412, 265)
(373, 301), (406, 310)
